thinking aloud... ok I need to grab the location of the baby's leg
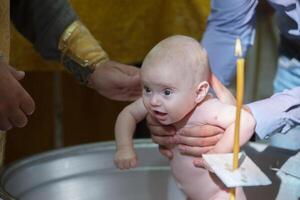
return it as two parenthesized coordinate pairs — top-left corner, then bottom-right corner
(236, 188), (247, 200)
(209, 188), (246, 200)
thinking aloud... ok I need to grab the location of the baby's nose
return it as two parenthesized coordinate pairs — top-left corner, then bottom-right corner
(150, 95), (161, 106)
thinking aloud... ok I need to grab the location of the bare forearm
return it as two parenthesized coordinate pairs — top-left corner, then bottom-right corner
(115, 108), (137, 150)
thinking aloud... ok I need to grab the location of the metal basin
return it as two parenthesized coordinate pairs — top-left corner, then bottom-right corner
(0, 139), (297, 200)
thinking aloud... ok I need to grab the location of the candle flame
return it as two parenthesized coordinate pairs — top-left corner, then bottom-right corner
(235, 38), (242, 57)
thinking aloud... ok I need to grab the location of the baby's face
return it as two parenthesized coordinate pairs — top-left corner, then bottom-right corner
(141, 62), (197, 125)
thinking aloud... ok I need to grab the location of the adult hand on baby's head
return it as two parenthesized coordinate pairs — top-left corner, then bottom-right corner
(147, 115), (176, 159)
(87, 60), (142, 101)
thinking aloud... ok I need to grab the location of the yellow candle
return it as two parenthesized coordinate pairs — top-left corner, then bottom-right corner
(230, 38), (244, 200)
(233, 58), (244, 168)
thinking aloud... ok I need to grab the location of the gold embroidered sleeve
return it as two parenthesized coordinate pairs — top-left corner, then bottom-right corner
(58, 20), (109, 83)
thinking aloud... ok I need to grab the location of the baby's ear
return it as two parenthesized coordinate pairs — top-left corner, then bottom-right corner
(195, 81), (209, 103)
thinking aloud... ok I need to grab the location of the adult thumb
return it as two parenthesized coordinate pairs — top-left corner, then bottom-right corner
(8, 66), (25, 81)
(210, 74), (236, 105)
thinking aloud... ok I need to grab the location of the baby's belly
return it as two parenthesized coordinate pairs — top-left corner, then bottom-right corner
(170, 147), (222, 200)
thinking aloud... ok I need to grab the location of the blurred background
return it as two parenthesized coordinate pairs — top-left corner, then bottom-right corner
(5, 1), (277, 164)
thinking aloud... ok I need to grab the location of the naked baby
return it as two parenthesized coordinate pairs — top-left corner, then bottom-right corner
(114, 35), (255, 200)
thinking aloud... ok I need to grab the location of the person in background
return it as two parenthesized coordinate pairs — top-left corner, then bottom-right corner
(202, 0), (300, 150)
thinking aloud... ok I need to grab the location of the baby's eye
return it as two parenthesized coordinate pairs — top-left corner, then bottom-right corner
(144, 86), (151, 93)
(163, 89), (172, 96)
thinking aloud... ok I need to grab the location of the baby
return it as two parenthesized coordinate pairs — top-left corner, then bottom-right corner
(114, 35), (255, 200)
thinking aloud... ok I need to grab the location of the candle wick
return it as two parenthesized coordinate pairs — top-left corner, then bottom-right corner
(235, 38), (242, 57)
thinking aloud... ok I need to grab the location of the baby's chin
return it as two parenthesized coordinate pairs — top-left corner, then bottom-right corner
(157, 114), (188, 127)
(158, 120), (172, 125)
(156, 118), (177, 126)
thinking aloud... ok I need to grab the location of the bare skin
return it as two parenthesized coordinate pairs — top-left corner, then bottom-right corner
(0, 59), (141, 131)
(88, 60), (141, 101)
(114, 36), (252, 199)
(148, 114), (225, 159)
(0, 60), (35, 131)
(148, 74), (234, 161)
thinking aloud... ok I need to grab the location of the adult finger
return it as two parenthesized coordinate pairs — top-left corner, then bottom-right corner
(158, 145), (173, 159)
(8, 66), (25, 81)
(0, 116), (12, 131)
(20, 93), (35, 115)
(178, 144), (213, 157)
(8, 108), (28, 128)
(179, 125), (224, 137)
(210, 73), (235, 105)
(177, 133), (223, 147)
(193, 157), (205, 168)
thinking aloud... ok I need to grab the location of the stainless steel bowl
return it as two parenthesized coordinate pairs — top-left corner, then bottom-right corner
(0, 139), (296, 200)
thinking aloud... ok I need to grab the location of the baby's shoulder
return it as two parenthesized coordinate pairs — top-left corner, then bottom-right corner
(194, 97), (234, 115)
(198, 97), (222, 108)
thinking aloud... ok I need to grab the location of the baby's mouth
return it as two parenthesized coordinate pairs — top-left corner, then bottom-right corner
(153, 110), (167, 117)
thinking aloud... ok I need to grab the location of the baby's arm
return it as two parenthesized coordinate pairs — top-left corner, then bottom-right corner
(206, 102), (256, 153)
(114, 98), (148, 169)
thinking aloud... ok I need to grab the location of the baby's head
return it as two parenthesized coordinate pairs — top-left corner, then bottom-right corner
(141, 35), (210, 125)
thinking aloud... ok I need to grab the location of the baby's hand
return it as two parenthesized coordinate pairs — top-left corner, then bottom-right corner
(114, 148), (137, 170)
